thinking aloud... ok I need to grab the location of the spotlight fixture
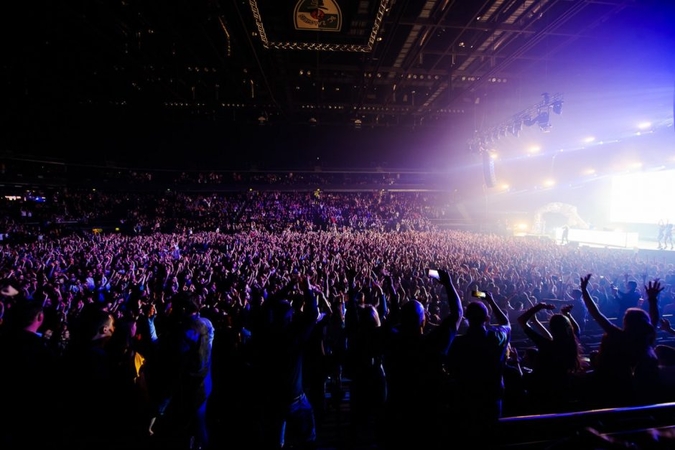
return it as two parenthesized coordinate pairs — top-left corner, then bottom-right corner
(469, 93), (563, 149)
(537, 109), (551, 132)
(539, 122), (553, 133)
(510, 120), (522, 136)
(538, 117), (551, 133)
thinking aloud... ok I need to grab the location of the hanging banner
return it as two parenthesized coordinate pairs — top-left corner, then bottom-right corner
(294, 0), (342, 32)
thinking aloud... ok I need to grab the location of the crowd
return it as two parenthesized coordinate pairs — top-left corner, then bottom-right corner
(1, 189), (675, 449)
(0, 189), (446, 241)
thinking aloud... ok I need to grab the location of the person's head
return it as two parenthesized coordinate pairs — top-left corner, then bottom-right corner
(106, 313), (137, 354)
(356, 290), (367, 305)
(571, 288), (583, 300)
(117, 314), (138, 339)
(522, 347), (539, 367)
(86, 308), (115, 341)
(627, 280), (638, 291)
(172, 291), (201, 317)
(3, 298), (44, 333)
(621, 307), (657, 348)
(548, 313), (575, 340)
(465, 300), (490, 327)
(271, 299), (294, 330)
(358, 303), (381, 329)
(400, 299), (425, 333)
(623, 307), (652, 332)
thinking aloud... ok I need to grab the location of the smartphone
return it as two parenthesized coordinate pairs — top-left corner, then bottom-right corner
(471, 289), (487, 298)
(427, 269), (440, 280)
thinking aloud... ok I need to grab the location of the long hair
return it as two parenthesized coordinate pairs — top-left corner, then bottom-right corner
(548, 313), (585, 372)
(623, 307), (658, 360)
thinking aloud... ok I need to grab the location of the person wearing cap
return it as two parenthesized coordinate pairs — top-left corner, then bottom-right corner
(445, 290), (511, 447)
(380, 268), (463, 449)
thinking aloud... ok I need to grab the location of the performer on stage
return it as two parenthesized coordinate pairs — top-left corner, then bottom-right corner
(561, 224), (570, 245)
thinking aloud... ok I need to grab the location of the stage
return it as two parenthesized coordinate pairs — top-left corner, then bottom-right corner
(564, 236), (675, 264)
(521, 228), (675, 263)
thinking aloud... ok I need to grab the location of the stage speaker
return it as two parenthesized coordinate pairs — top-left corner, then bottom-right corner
(482, 152), (497, 188)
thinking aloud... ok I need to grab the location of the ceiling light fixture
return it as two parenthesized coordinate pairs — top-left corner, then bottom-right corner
(536, 109), (550, 131)
(523, 116), (536, 127)
(467, 93), (563, 151)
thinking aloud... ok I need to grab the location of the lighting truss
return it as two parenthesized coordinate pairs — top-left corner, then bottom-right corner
(469, 93), (563, 152)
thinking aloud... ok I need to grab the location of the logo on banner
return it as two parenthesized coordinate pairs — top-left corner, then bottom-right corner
(294, 0), (342, 32)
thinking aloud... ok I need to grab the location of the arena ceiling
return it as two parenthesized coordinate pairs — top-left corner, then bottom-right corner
(2, 0), (674, 169)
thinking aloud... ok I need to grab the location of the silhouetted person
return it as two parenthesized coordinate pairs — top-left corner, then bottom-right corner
(105, 312), (152, 446)
(612, 279), (642, 323)
(517, 302), (586, 413)
(61, 304), (117, 449)
(665, 221), (674, 250)
(564, 287), (588, 335)
(346, 303), (387, 445)
(249, 274), (320, 450)
(657, 219), (666, 250)
(581, 274), (662, 408)
(149, 292), (215, 450)
(303, 291), (333, 428)
(343, 269), (389, 446)
(561, 224), (570, 245)
(445, 291), (511, 447)
(381, 269), (463, 449)
(0, 296), (61, 450)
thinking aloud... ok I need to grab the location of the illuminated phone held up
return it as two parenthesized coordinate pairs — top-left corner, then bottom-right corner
(471, 289), (486, 298)
(427, 269), (440, 280)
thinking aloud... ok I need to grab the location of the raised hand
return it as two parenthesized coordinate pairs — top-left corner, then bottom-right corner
(660, 317), (675, 335)
(580, 273), (592, 290)
(438, 268), (451, 286)
(645, 278), (664, 298)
